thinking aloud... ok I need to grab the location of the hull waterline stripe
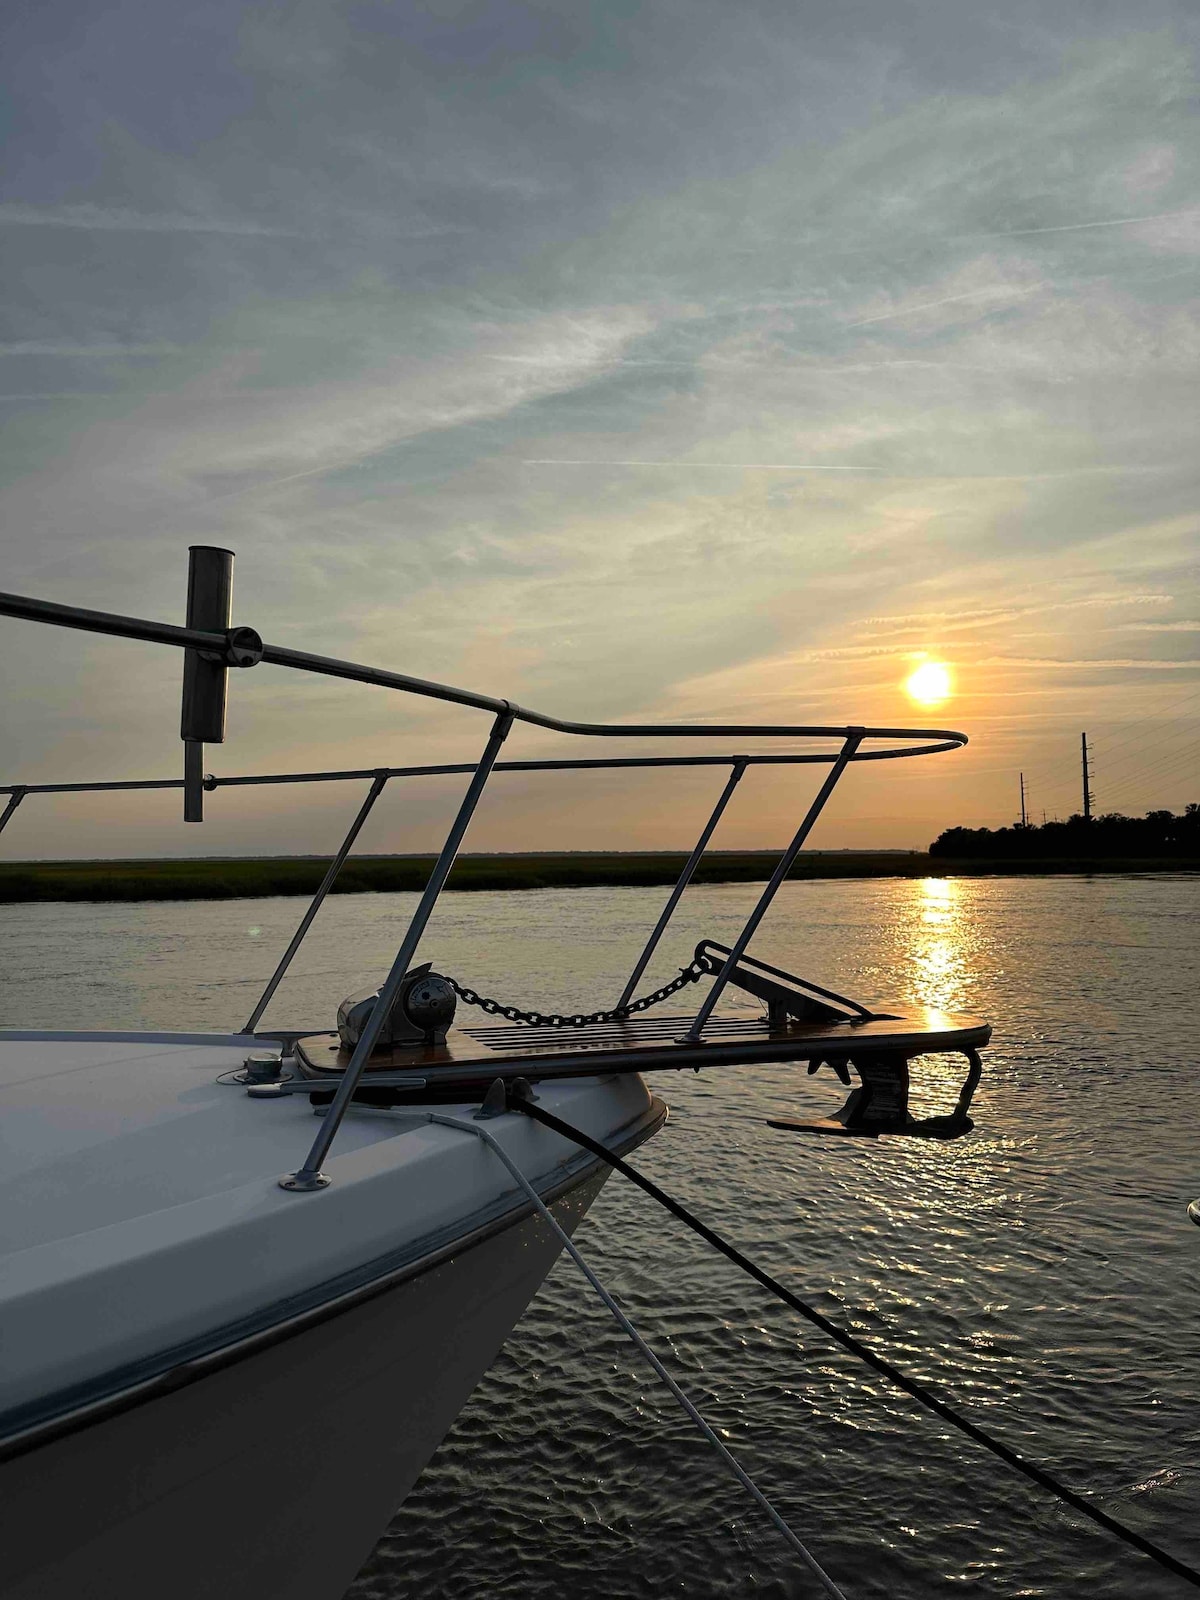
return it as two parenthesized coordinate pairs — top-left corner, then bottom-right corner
(429, 1110), (848, 1600)
(514, 1094), (1200, 1592)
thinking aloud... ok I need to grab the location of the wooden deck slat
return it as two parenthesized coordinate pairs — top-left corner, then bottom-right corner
(461, 1015), (772, 1049)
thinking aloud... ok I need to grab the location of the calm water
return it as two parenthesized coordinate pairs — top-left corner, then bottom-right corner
(3, 875), (1199, 1598)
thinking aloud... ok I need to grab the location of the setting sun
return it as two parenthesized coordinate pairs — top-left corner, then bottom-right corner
(904, 660), (954, 707)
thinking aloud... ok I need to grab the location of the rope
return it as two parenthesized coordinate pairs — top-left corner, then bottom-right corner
(426, 1110), (849, 1600)
(512, 1092), (1200, 1592)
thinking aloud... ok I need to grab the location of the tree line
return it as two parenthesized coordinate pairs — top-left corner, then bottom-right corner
(931, 804), (1200, 859)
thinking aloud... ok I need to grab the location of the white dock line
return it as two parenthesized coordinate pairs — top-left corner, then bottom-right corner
(426, 1112), (849, 1600)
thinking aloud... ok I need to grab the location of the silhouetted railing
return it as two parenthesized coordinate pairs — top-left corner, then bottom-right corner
(0, 551), (968, 1190)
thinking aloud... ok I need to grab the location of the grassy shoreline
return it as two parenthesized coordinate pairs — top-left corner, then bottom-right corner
(1, 851), (1196, 903)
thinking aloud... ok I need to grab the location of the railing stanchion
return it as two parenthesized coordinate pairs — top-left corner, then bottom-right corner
(683, 733), (864, 1043)
(0, 786), (27, 836)
(615, 758), (748, 1012)
(280, 709), (515, 1191)
(243, 771), (390, 1035)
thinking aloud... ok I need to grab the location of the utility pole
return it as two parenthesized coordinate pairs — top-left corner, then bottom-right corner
(1019, 771), (1027, 828)
(1081, 732), (1093, 822)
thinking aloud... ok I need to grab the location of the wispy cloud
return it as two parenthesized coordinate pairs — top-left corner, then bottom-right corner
(976, 656), (1200, 671)
(1114, 619), (1200, 632)
(858, 593), (1173, 634)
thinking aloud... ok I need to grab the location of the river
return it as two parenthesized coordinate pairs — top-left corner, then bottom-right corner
(3, 873), (1197, 1598)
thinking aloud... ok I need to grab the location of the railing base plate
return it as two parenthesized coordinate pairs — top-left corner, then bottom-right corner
(279, 1170), (331, 1192)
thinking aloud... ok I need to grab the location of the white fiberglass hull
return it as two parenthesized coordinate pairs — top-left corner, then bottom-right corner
(0, 1031), (666, 1600)
(2, 1165), (608, 1600)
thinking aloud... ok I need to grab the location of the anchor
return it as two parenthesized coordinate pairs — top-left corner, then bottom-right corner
(769, 1047), (983, 1140)
(688, 941), (983, 1141)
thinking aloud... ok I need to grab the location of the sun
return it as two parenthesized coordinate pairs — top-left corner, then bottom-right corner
(904, 660), (954, 707)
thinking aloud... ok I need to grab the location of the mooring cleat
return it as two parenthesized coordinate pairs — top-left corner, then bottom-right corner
(473, 1077), (509, 1120)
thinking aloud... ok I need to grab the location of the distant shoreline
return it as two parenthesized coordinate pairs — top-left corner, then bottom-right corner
(1, 851), (1197, 903)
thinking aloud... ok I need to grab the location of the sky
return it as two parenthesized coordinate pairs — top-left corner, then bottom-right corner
(1, 0), (1198, 860)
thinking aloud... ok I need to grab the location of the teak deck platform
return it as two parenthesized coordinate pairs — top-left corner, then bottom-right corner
(296, 1006), (991, 1086)
(289, 1003), (990, 1141)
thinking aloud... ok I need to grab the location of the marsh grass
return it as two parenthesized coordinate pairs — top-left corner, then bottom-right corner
(1, 849), (1192, 903)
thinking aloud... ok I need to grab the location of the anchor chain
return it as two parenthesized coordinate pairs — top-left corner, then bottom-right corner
(445, 961), (705, 1029)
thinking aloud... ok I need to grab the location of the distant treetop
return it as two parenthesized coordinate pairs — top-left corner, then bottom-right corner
(930, 804), (1199, 860)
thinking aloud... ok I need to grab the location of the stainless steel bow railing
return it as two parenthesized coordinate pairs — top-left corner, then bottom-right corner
(0, 550), (966, 1190)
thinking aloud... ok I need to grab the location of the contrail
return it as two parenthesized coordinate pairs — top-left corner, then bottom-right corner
(0, 201), (465, 240)
(0, 341), (179, 356)
(522, 459), (883, 470)
(194, 460), (350, 508)
(522, 461), (1152, 480)
(978, 206), (1200, 238)
(845, 282), (1044, 329)
(0, 202), (295, 237)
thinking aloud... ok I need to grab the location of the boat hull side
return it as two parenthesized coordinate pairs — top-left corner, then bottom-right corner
(1, 1168), (607, 1600)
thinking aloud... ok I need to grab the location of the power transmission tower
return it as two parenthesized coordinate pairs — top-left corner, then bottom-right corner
(1019, 771), (1027, 828)
(1081, 732), (1094, 821)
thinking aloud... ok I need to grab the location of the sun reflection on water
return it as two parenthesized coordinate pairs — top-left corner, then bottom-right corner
(896, 877), (986, 1127)
(908, 877), (971, 1013)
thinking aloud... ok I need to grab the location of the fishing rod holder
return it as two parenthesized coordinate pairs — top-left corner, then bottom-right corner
(179, 547), (263, 821)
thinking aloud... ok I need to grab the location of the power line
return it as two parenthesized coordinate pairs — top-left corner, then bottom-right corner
(1012, 683), (1200, 821)
(1102, 732), (1200, 796)
(1096, 724), (1200, 795)
(1093, 717), (1200, 794)
(1101, 739), (1200, 812)
(1088, 684), (1200, 770)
